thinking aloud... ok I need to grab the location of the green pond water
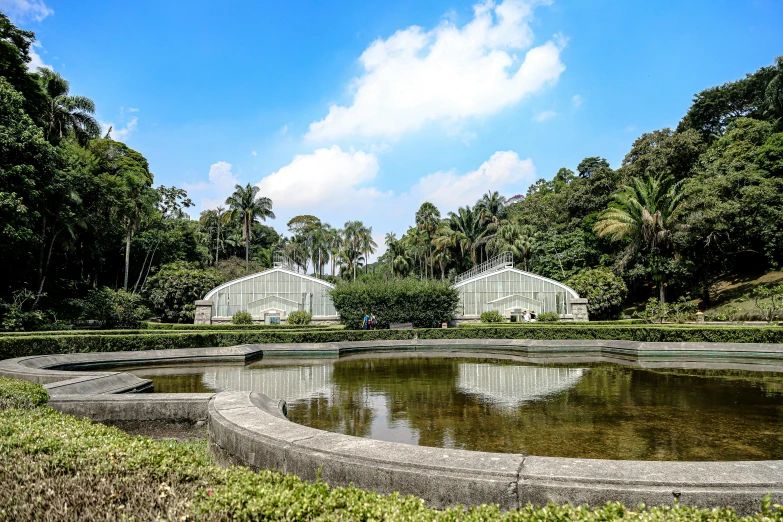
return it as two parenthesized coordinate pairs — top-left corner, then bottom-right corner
(129, 353), (783, 461)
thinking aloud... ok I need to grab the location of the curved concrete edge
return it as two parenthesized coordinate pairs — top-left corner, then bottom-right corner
(1, 340), (782, 513)
(50, 393), (215, 423)
(208, 392), (783, 513)
(208, 392), (523, 509)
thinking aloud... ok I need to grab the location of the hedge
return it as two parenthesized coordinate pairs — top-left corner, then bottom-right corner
(0, 377), (48, 409)
(139, 322), (336, 331)
(3, 325), (783, 360)
(0, 380), (779, 520)
(0, 323), (336, 337)
(330, 278), (459, 329)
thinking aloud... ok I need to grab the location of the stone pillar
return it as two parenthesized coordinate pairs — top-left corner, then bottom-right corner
(194, 300), (213, 325)
(571, 298), (589, 322)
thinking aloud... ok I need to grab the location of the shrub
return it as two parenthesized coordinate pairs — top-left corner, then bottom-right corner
(0, 289), (49, 331)
(753, 284), (783, 324)
(566, 268), (628, 320)
(231, 311), (253, 325)
(287, 310), (312, 325)
(330, 278), (459, 329)
(0, 377), (48, 409)
(480, 310), (504, 323)
(637, 297), (698, 324)
(144, 261), (223, 323)
(537, 312), (559, 322)
(73, 287), (151, 329)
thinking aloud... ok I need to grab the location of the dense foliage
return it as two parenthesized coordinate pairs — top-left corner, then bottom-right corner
(73, 287), (151, 328)
(330, 278), (459, 329)
(566, 268), (628, 320)
(2, 382), (779, 520)
(1, 8), (782, 330)
(144, 262), (223, 323)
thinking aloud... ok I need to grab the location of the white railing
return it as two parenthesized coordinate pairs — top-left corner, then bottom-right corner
(454, 252), (513, 284)
(273, 252), (307, 275)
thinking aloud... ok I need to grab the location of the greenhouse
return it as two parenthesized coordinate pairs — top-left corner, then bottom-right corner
(453, 253), (584, 320)
(197, 258), (338, 324)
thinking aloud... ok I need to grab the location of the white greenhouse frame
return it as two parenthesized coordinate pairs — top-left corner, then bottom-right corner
(203, 267), (337, 320)
(454, 266), (580, 317)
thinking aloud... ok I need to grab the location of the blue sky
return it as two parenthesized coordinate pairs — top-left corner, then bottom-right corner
(5, 0), (783, 257)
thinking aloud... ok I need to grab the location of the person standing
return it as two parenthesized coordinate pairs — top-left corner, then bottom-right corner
(362, 312), (370, 330)
(371, 313), (377, 330)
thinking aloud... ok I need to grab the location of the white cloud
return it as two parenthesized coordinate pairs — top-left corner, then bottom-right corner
(185, 161), (241, 213)
(306, 0), (565, 142)
(409, 150), (535, 211)
(571, 94), (583, 107)
(532, 110), (556, 122)
(26, 43), (51, 71)
(251, 151), (258, 157)
(128, 107), (140, 113)
(280, 124), (288, 135)
(0, 0), (53, 22)
(102, 117), (138, 141)
(257, 146), (388, 221)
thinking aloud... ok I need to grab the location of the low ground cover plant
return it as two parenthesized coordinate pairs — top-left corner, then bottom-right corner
(537, 312), (560, 322)
(0, 379), (780, 521)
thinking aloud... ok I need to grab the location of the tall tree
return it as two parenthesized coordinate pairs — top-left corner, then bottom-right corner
(37, 68), (100, 145)
(415, 202), (440, 278)
(594, 172), (686, 302)
(224, 183), (275, 267)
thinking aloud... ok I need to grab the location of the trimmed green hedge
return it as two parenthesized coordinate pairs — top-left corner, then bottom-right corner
(2, 325), (783, 360)
(331, 278), (459, 329)
(0, 380), (779, 520)
(139, 322), (336, 331)
(0, 377), (48, 409)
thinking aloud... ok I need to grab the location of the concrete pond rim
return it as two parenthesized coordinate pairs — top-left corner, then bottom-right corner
(1, 339), (782, 513)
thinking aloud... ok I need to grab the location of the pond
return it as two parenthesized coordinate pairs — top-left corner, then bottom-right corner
(128, 352), (783, 461)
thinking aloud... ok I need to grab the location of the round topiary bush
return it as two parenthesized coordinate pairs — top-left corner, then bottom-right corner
(232, 311), (253, 325)
(566, 267), (628, 320)
(480, 310), (504, 323)
(287, 311), (312, 325)
(537, 311), (559, 322)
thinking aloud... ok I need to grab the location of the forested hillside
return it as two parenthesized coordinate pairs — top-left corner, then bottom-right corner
(1, 9), (781, 327)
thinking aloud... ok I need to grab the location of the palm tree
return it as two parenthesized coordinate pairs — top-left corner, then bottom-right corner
(359, 225), (377, 275)
(415, 202), (440, 278)
(38, 68), (100, 145)
(487, 223), (535, 270)
(594, 172), (686, 302)
(447, 205), (489, 266)
(224, 183), (275, 267)
(199, 206), (227, 265)
(384, 232), (397, 277)
(342, 221), (364, 281)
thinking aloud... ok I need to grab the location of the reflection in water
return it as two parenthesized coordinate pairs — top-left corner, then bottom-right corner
(202, 365), (333, 401)
(456, 364), (585, 407)
(132, 356), (783, 461)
